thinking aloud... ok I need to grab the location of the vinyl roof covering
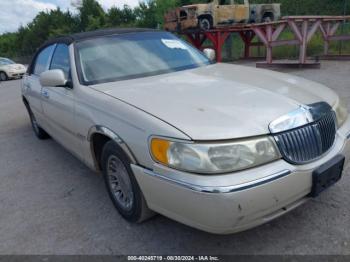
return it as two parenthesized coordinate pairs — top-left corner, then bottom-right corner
(43, 28), (158, 46)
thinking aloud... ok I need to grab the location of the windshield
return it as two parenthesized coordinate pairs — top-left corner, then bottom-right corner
(75, 31), (210, 85)
(0, 58), (15, 65)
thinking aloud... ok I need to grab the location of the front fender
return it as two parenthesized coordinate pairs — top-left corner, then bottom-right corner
(88, 125), (138, 165)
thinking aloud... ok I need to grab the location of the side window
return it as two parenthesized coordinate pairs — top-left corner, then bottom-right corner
(219, 0), (233, 5)
(50, 44), (70, 79)
(34, 45), (55, 75)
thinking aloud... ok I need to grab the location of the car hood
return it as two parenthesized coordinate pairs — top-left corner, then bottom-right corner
(91, 63), (338, 140)
(0, 64), (25, 71)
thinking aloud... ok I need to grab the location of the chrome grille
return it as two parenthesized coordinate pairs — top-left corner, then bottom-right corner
(274, 111), (337, 164)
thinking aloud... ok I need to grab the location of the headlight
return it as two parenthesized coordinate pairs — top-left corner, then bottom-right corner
(150, 137), (280, 174)
(334, 98), (348, 128)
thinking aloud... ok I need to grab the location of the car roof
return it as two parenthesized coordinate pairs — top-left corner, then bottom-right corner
(43, 28), (159, 46)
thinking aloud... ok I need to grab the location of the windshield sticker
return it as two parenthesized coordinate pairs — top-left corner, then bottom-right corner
(161, 39), (188, 50)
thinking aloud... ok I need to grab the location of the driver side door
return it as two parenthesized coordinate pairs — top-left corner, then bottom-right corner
(41, 44), (79, 156)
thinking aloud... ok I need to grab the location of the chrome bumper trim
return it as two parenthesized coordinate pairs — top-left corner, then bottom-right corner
(143, 169), (292, 194)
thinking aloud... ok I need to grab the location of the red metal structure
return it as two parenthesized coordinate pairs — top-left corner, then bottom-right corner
(182, 16), (350, 68)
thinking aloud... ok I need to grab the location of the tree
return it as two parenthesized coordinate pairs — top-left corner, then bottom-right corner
(155, 0), (178, 27)
(107, 5), (136, 27)
(77, 0), (106, 31)
(134, 1), (158, 28)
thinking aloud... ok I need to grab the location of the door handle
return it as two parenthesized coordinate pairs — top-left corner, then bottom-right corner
(42, 90), (50, 99)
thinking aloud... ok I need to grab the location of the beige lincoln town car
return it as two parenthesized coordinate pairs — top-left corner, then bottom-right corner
(22, 28), (350, 234)
(0, 57), (26, 81)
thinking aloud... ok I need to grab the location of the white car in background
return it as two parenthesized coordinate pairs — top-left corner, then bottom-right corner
(0, 58), (26, 81)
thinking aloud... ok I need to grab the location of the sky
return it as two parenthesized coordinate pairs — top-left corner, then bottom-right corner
(0, 0), (142, 34)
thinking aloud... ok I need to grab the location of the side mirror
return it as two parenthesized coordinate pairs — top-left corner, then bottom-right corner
(40, 69), (71, 88)
(203, 48), (216, 62)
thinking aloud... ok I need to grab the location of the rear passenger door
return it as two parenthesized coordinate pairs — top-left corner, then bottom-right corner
(24, 44), (56, 125)
(41, 44), (79, 155)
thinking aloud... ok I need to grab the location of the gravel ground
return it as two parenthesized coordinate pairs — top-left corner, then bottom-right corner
(0, 61), (349, 255)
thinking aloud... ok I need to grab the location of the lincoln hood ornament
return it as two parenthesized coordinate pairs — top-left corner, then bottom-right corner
(269, 102), (333, 134)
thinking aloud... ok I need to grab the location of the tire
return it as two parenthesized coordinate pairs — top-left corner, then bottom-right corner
(199, 17), (213, 31)
(24, 102), (50, 140)
(262, 14), (273, 23)
(0, 72), (8, 81)
(101, 141), (155, 223)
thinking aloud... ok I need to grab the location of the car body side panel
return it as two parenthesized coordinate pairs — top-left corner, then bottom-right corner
(22, 74), (49, 130)
(214, 4), (249, 24)
(72, 86), (192, 170)
(41, 86), (79, 156)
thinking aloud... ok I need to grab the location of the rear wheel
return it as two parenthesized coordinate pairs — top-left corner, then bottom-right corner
(101, 141), (154, 223)
(0, 72), (8, 81)
(262, 13), (274, 23)
(199, 17), (213, 31)
(24, 103), (50, 140)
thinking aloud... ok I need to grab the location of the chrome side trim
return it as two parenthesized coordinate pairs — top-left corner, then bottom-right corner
(143, 169), (292, 194)
(88, 125), (137, 165)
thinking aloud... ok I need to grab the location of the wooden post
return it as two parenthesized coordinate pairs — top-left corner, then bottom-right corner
(320, 22), (331, 55)
(216, 32), (222, 62)
(225, 33), (233, 60)
(299, 20), (308, 64)
(266, 25), (273, 64)
(239, 31), (256, 59)
(204, 31), (230, 62)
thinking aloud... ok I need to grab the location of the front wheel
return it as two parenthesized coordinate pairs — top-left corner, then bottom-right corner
(101, 141), (155, 223)
(25, 103), (50, 140)
(0, 72), (8, 81)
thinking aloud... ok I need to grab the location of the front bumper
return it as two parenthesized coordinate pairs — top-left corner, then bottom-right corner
(8, 70), (26, 79)
(132, 119), (350, 234)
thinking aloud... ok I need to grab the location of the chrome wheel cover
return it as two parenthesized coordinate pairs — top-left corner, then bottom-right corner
(107, 155), (134, 211)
